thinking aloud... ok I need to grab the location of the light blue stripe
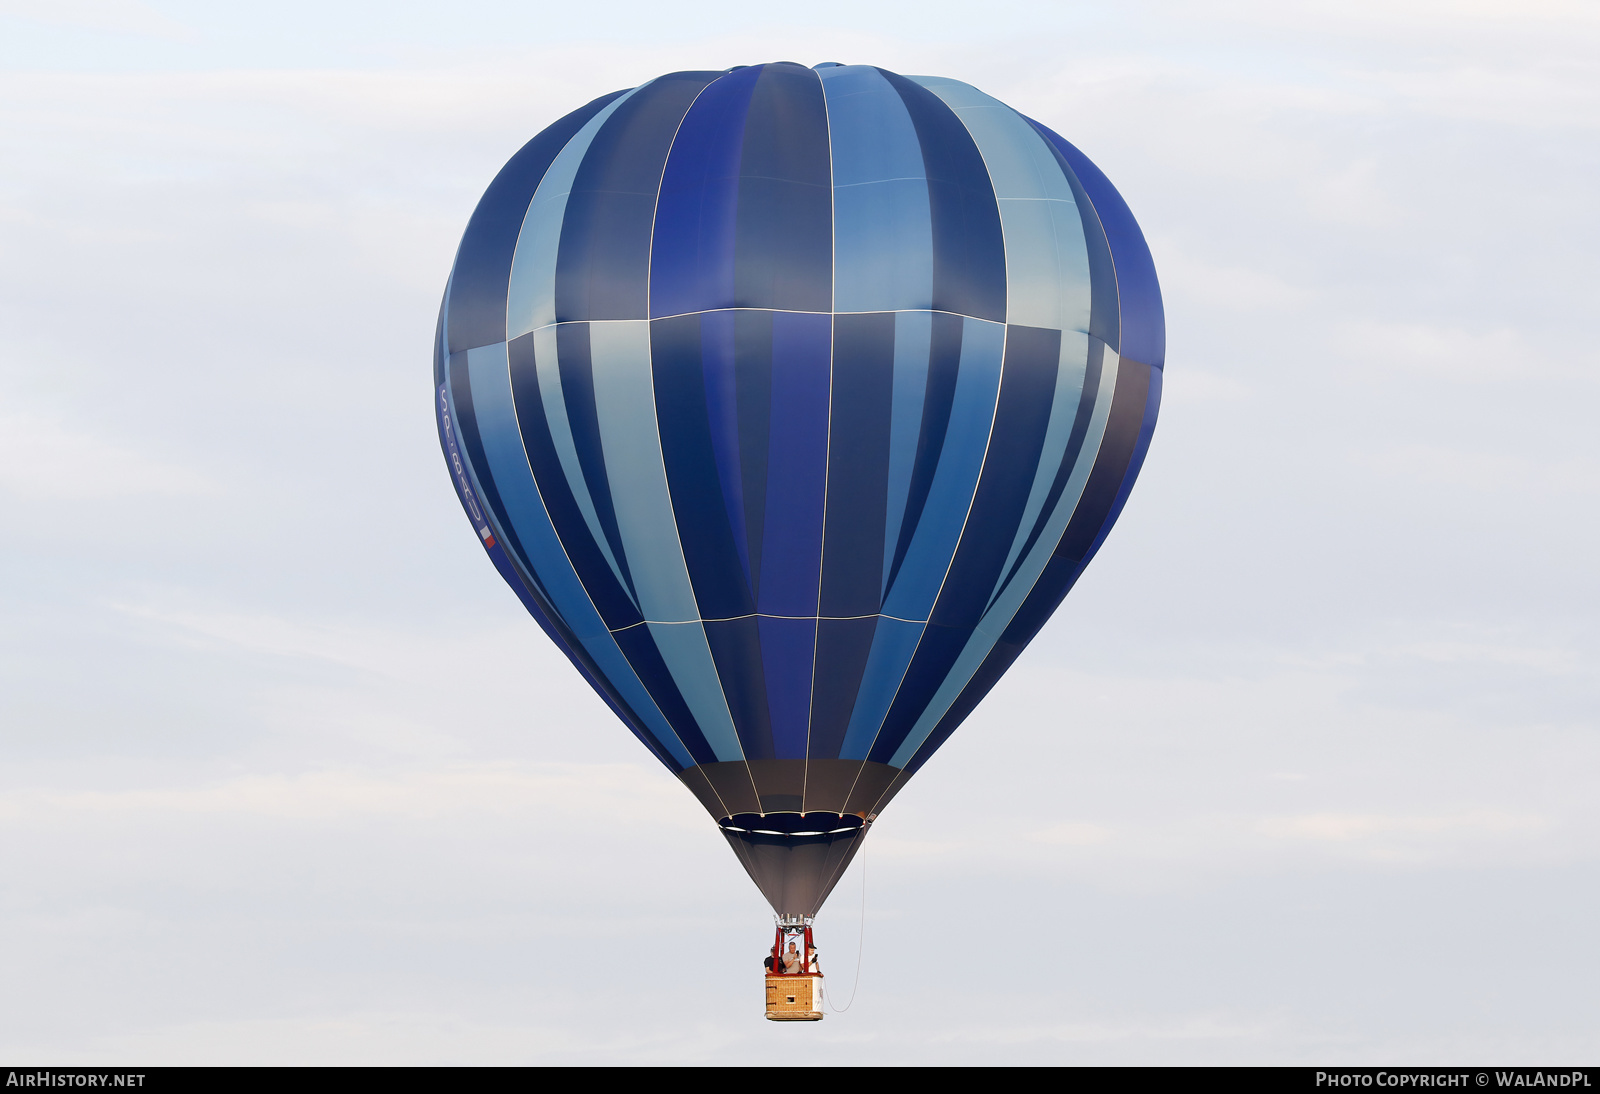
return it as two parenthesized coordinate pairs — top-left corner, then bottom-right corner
(821, 64), (934, 313)
(991, 329), (1091, 596)
(888, 350), (1122, 768)
(457, 343), (695, 768)
(532, 323), (634, 602)
(838, 617), (926, 760)
(881, 317), (1005, 621)
(912, 76), (1090, 333)
(586, 320), (744, 761)
(506, 90), (638, 340)
(644, 622), (742, 763)
(883, 310), (933, 594)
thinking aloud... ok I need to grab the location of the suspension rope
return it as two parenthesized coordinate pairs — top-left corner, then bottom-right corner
(825, 841), (866, 1013)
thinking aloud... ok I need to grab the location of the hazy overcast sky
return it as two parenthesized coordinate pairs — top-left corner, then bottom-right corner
(1, 0), (1596, 1065)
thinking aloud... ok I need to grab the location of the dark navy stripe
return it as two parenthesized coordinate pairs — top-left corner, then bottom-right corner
(733, 309), (774, 595)
(447, 90), (625, 353)
(1073, 364), (1161, 569)
(903, 358), (1152, 777)
(877, 70), (1006, 324)
(649, 67), (759, 317)
(884, 311), (963, 593)
(807, 617), (879, 759)
(552, 322), (637, 600)
(485, 538), (687, 772)
(757, 312), (831, 617)
(1055, 358), (1152, 562)
(899, 553), (1080, 775)
(506, 332), (643, 631)
(818, 312), (895, 619)
(611, 624), (722, 766)
(555, 71), (722, 322)
(733, 63), (832, 312)
(446, 351), (531, 570)
(433, 284), (448, 387)
(444, 354), (686, 771)
(699, 310), (752, 587)
(987, 338), (1107, 608)
(905, 552), (1102, 772)
(759, 616), (815, 760)
(1028, 119), (1165, 369)
(929, 325), (1061, 629)
(897, 619), (1026, 775)
(704, 616), (776, 761)
(868, 326), (1060, 763)
(650, 313), (757, 621)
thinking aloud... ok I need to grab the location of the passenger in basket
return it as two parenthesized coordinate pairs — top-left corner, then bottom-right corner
(780, 942), (803, 974)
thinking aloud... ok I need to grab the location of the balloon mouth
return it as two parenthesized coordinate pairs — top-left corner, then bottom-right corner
(719, 812), (866, 838)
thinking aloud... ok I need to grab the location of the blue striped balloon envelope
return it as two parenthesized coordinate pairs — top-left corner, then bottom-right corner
(435, 62), (1164, 919)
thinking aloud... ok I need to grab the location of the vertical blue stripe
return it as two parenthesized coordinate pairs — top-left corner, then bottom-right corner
(643, 621), (742, 763)
(449, 88), (627, 353)
(733, 63), (833, 312)
(587, 320), (744, 761)
(649, 312), (753, 621)
(925, 324), (1062, 632)
(883, 310), (933, 594)
(649, 66), (760, 318)
(442, 368), (686, 771)
(819, 64), (934, 313)
(757, 312), (831, 617)
(458, 342), (698, 769)
(530, 323), (632, 598)
(886, 352), (1122, 768)
(1054, 353), (1149, 563)
(899, 357), (1155, 773)
(877, 70), (1006, 323)
(1028, 119), (1166, 369)
(698, 309), (752, 587)
(989, 329), (1090, 606)
(553, 322), (635, 601)
(818, 312), (896, 619)
(884, 311), (963, 592)
(732, 311), (774, 599)
(759, 616), (815, 760)
(865, 325), (1061, 764)
(506, 90), (639, 341)
(837, 617), (925, 759)
(556, 71), (722, 322)
(880, 317), (1005, 621)
(703, 616), (774, 761)
(914, 77), (1091, 333)
(807, 618), (878, 759)
(587, 321), (700, 622)
(507, 332), (641, 629)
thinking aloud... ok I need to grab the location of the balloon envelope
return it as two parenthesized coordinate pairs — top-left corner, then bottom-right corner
(435, 62), (1164, 916)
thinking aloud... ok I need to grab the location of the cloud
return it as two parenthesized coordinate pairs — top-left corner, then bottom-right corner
(0, 0), (191, 39)
(1345, 443), (1599, 496)
(0, 763), (697, 825)
(1336, 322), (1573, 384)
(1258, 810), (1549, 843)
(0, 408), (216, 500)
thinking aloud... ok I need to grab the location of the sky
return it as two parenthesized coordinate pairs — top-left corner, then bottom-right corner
(0, 0), (1597, 1066)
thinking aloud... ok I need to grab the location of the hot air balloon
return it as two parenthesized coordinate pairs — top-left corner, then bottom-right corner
(434, 62), (1163, 1020)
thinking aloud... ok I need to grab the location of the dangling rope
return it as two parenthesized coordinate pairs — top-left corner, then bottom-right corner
(825, 841), (866, 1013)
